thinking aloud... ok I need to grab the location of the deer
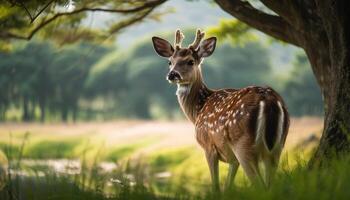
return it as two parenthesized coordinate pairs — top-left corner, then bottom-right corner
(151, 29), (290, 192)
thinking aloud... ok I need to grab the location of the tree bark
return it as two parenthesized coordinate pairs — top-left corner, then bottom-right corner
(308, 0), (350, 165)
(306, 42), (350, 165)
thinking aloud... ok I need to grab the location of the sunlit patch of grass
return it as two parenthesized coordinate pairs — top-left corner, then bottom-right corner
(0, 132), (164, 162)
(107, 146), (138, 161)
(106, 137), (162, 162)
(145, 146), (245, 193)
(0, 138), (82, 160)
(145, 147), (212, 194)
(0, 132), (28, 141)
(24, 140), (81, 159)
(148, 147), (195, 172)
(0, 131), (87, 159)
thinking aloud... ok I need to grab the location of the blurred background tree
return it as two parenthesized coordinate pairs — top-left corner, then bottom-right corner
(282, 53), (323, 116)
(0, 33), (323, 121)
(0, 42), (109, 122)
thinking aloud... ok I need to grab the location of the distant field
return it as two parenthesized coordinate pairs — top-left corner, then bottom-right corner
(0, 117), (320, 150)
(0, 117), (323, 159)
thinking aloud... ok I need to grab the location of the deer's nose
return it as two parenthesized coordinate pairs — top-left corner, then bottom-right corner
(167, 71), (181, 82)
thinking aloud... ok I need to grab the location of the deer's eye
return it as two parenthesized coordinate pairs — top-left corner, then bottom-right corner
(187, 60), (194, 66)
(168, 61), (172, 65)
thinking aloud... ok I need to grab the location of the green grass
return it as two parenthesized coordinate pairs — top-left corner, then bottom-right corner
(219, 157), (350, 200)
(0, 143), (20, 158)
(107, 146), (138, 160)
(148, 147), (194, 172)
(1, 153), (350, 200)
(106, 137), (161, 162)
(0, 130), (164, 161)
(24, 140), (81, 159)
(0, 140), (81, 159)
(0, 131), (349, 200)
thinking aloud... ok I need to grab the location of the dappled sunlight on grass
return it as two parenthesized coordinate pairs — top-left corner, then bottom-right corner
(2, 147), (350, 200)
(0, 119), (335, 199)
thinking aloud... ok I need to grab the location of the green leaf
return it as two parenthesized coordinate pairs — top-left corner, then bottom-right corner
(207, 18), (257, 46)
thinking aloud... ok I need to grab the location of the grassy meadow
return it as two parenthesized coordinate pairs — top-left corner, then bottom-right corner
(2, 118), (348, 200)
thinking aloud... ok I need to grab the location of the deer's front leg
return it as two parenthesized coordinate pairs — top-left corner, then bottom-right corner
(205, 148), (220, 193)
(224, 157), (239, 191)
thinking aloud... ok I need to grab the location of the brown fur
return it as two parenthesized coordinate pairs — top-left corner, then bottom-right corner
(195, 86), (289, 162)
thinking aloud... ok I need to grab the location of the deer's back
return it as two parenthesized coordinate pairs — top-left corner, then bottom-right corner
(195, 86), (289, 162)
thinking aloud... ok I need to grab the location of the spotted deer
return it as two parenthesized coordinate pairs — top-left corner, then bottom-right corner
(152, 29), (289, 191)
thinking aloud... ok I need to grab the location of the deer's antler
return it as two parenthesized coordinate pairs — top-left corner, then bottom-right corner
(174, 29), (185, 50)
(189, 29), (205, 50)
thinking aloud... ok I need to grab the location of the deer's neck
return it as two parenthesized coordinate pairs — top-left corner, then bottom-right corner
(176, 73), (212, 124)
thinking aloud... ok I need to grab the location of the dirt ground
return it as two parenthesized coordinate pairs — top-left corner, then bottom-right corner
(0, 117), (323, 153)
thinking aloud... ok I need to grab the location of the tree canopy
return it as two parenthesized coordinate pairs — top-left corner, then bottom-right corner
(0, 0), (166, 49)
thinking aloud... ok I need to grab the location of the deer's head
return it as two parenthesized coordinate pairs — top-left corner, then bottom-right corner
(152, 29), (216, 85)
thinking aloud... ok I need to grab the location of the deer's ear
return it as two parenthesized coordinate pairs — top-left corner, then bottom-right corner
(197, 37), (216, 58)
(152, 37), (174, 57)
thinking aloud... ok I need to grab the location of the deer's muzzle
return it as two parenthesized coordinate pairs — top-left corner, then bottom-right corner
(167, 71), (181, 83)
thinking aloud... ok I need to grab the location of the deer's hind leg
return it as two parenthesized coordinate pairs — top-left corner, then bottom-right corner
(262, 148), (282, 187)
(231, 140), (264, 186)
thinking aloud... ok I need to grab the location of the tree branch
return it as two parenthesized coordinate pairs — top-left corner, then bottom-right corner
(259, 0), (302, 28)
(104, 6), (157, 38)
(214, 0), (301, 47)
(260, 0), (321, 33)
(30, 0), (56, 23)
(18, 1), (34, 21)
(0, 0), (166, 40)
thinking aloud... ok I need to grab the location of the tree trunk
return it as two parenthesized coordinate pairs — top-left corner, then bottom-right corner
(61, 106), (68, 122)
(307, 48), (350, 165)
(39, 93), (46, 122)
(0, 106), (5, 120)
(307, 0), (350, 165)
(39, 101), (45, 122)
(22, 96), (30, 121)
(72, 105), (78, 123)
